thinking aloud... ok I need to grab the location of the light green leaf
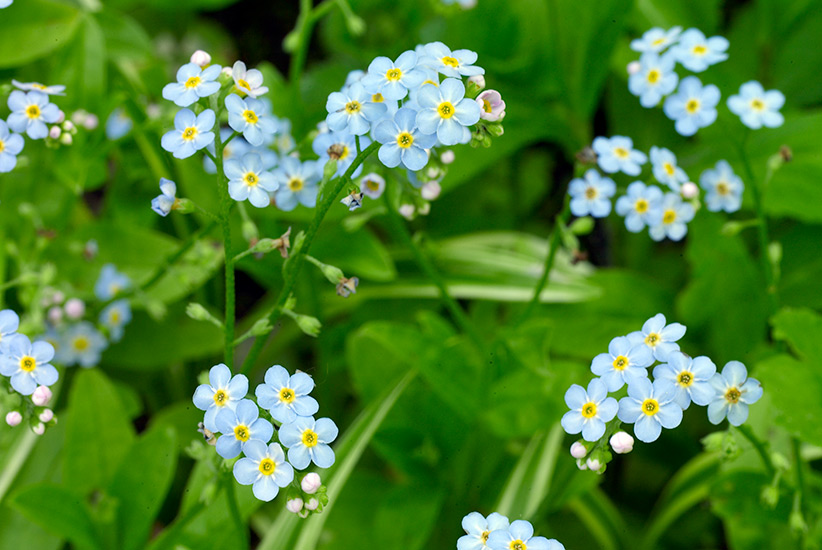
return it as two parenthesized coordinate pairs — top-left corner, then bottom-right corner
(0, 0), (80, 68)
(770, 307), (822, 360)
(11, 484), (100, 550)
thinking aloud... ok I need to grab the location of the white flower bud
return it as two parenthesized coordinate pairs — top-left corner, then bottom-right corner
(440, 150), (455, 165)
(32, 423), (46, 435)
(421, 181), (441, 201)
(146, 104), (161, 119)
(609, 431), (634, 454)
(190, 50), (212, 67)
(47, 306), (63, 324)
(570, 441), (587, 459)
(586, 457), (602, 471)
(575, 458), (588, 470)
(221, 66), (233, 77)
(52, 291), (65, 304)
(64, 298), (85, 319)
(59, 133), (73, 145)
(418, 202), (431, 216)
(49, 126), (62, 139)
(62, 120), (75, 133)
(304, 498), (319, 511)
(286, 498), (304, 513)
(627, 61), (641, 75)
(399, 204), (415, 220)
(681, 181), (699, 199)
(5, 411), (22, 427)
(83, 114), (99, 131)
(301, 472), (321, 494)
(56, 110), (66, 124)
(39, 409), (54, 423)
(298, 509), (310, 518)
(467, 74), (485, 90)
(32, 385), (53, 407)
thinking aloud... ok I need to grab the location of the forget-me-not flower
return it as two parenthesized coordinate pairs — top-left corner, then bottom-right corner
(568, 169), (616, 218)
(162, 63), (222, 107)
(416, 78), (481, 145)
(105, 108), (133, 140)
(561, 378), (619, 441)
(61, 322), (107, 368)
(0, 121), (24, 173)
(361, 50), (425, 101)
(630, 27), (682, 53)
(0, 335), (58, 395)
(629, 52), (679, 108)
(11, 80), (66, 95)
(663, 76), (720, 136)
(360, 173), (385, 199)
(273, 157), (319, 211)
(707, 361), (763, 426)
(225, 152), (278, 208)
(204, 129), (251, 174)
(648, 192), (695, 241)
(255, 365), (319, 424)
(312, 130), (370, 177)
(278, 416), (338, 469)
(225, 94), (277, 147)
(7, 91), (61, 139)
(99, 299), (131, 342)
(151, 178), (180, 217)
(419, 41), (484, 78)
(618, 378), (682, 443)
(193, 363), (249, 432)
(650, 146), (688, 191)
(325, 82), (386, 136)
(458, 512), (510, 550)
(671, 29), (729, 72)
(94, 264), (131, 301)
(0, 309), (20, 350)
(233, 440), (294, 502)
(231, 60), (269, 98)
(161, 108), (215, 159)
(654, 352), (717, 410)
(487, 520), (564, 550)
(727, 81), (785, 130)
(592, 136), (647, 176)
(591, 335), (653, 391)
(214, 399), (274, 459)
(699, 160), (744, 213)
(627, 313), (686, 362)
(375, 108), (438, 171)
(615, 181), (663, 232)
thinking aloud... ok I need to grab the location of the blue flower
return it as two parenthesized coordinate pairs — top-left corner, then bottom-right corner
(0, 335), (58, 395)
(325, 82), (387, 136)
(99, 299), (131, 342)
(162, 62), (222, 107)
(360, 173), (385, 199)
(458, 512), (510, 550)
(561, 378), (619, 441)
(375, 108), (438, 171)
(628, 52), (679, 108)
(161, 108), (215, 159)
(215, 399), (274, 459)
(62, 322), (107, 367)
(312, 130), (370, 177)
(231, 61), (269, 98)
(151, 178), (179, 217)
(344, 70), (365, 87)
(707, 361), (763, 426)
(699, 160), (744, 213)
(487, 520), (564, 550)
(617, 378), (682, 443)
(568, 169), (616, 218)
(630, 27), (682, 53)
(192, 363), (249, 432)
(615, 181), (663, 232)
(648, 193), (695, 242)
(7, 90), (61, 140)
(255, 365), (319, 424)
(663, 76), (720, 136)
(94, 264), (131, 301)
(592, 136), (647, 176)
(727, 81), (785, 130)
(361, 50), (425, 101)
(225, 152), (278, 208)
(650, 146), (688, 191)
(591, 335), (653, 392)
(273, 157), (319, 212)
(11, 81), (65, 95)
(204, 129), (252, 174)
(626, 313), (686, 362)
(416, 79), (480, 145)
(0, 1), (13, 9)
(0, 120), (24, 173)
(225, 94), (278, 147)
(105, 108), (133, 140)
(37, 329), (69, 366)
(419, 41), (484, 78)
(0, 309), (21, 351)
(278, 416), (338, 469)
(671, 29), (728, 72)
(233, 440), (294, 502)
(654, 352), (717, 410)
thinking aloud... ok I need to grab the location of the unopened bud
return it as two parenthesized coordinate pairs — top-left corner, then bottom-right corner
(186, 303), (222, 327)
(304, 498), (319, 511)
(49, 126), (62, 139)
(421, 181), (441, 201)
(32, 423), (46, 435)
(56, 111), (66, 124)
(575, 458), (588, 470)
(47, 306), (63, 325)
(570, 441), (587, 459)
(32, 385), (53, 406)
(295, 315), (322, 337)
(417, 202), (431, 216)
(286, 498), (304, 513)
(440, 150), (455, 164)
(63, 120), (75, 133)
(249, 318), (273, 337)
(59, 133), (73, 146)
(52, 291), (65, 304)
(466, 75), (485, 96)
(190, 50), (212, 67)
(789, 508), (808, 535)
(760, 485), (779, 509)
(5, 411), (22, 427)
(569, 216), (594, 236)
(486, 123), (504, 137)
(609, 431), (634, 454)
(39, 409), (54, 423)
(586, 457), (603, 471)
(627, 61), (641, 75)
(301, 472), (321, 494)
(680, 181), (699, 199)
(399, 204), (415, 220)
(64, 298), (85, 319)
(84, 114), (99, 131)
(298, 508), (310, 518)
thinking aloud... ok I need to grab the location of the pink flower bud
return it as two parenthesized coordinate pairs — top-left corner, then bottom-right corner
(399, 204), (415, 220)
(32, 423), (46, 435)
(476, 90), (506, 121)
(586, 457), (602, 471)
(32, 385), (53, 406)
(681, 181), (699, 199)
(304, 498), (319, 511)
(421, 181), (441, 201)
(49, 126), (62, 139)
(5, 411), (22, 427)
(286, 498), (304, 513)
(64, 298), (85, 319)
(47, 306), (63, 325)
(56, 110), (66, 124)
(83, 114), (99, 131)
(575, 458), (588, 470)
(609, 431), (634, 454)
(627, 61), (641, 75)
(301, 472), (321, 494)
(190, 50), (212, 68)
(39, 409), (54, 423)
(440, 150), (455, 165)
(52, 291), (65, 304)
(467, 75), (485, 90)
(570, 441), (587, 459)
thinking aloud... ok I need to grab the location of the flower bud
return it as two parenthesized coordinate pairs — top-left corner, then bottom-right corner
(399, 204), (415, 220)
(440, 150), (455, 165)
(32, 385), (53, 406)
(5, 411), (22, 427)
(286, 498), (304, 513)
(190, 50), (212, 67)
(609, 431), (634, 454)
(476, 90), (506, 122)
(39, 409), (54, 423)
(301, 472), (322, 494)
(59, 133), (73, 146)
(417, 202), (431, 216)
(304, 498), (319, 511)
(32, 423), (46, 435)
(49, 126), (62, 139)
(48, 306), (63, 325)
(83, 114), (99, 131)
(56, 110), (66, 124)
(64, 298), (85, 319)
(295, 314), (322, 338)
(186, 303), (222, 327)
(570, 441), (587, 459)
(586, 457), (603, 471)
(575, 458), (588, 470)
(421, 181), (441, 201)
(760, 485), (779, 509)
(680, 181), (699, 199)
(146, 103), (161, 119)
(298, 508), (310, 518)
(63, 120), (75, 133)
(467, 74), (485, 91)
(627, 61), (641, 75)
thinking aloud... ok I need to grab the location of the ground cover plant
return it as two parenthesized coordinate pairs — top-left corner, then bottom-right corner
(1, 0), (821, 548)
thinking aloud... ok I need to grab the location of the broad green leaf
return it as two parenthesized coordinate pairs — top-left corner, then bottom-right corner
(633, 0), (721, 31)
(11, 484), (100, 550)
(770, 307), (822, 360)
(97, 9), (152, 62)
(0, 0), (80, 68)
(310, 227), (397, 282)
(370, 483), (446, 550)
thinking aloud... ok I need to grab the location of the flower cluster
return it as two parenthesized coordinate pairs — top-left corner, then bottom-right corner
(193, 363), (338, 504)
(561, 313), (763, 473)
(457, 512), (565, 550)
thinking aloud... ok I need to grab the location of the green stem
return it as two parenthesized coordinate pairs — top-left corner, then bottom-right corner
(735, 424), (776, 476)
(792, 437), (807, 524)
(137, 221), (218, 294)
(214, 126), (236, 369)
(224, 474), (248, 548)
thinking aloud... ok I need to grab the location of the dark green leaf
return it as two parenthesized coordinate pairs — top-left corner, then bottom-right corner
(11, 484), (100, 550)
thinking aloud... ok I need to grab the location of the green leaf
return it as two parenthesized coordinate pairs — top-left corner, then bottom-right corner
(633, 0), (721, 31)
(64, 370), (136, 493)
(96, 9), (152, 62)
(0, 0), (80, 68)
(370, 483), (446, 550)
(11, 484), (100, 550)
(770, 307), (822, 360)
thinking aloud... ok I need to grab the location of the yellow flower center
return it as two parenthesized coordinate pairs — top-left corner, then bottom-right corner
(664, 162), (675, 176)
(685, 99), (700, 113)
(344, 100), (362, 114)
(662, 209), (676, 224)
(642, 398), (659, 416)
(585, 186), (597, 200)
(365, 178), (381, 191)
(442, 56), (460, 68)
(20, 356), (37, 372)
(244, 172), (259, 187)
(279, 387), (296, 404)
(614, 147), (630, 159)
(0, 140), (5, 153)
(716, 182), (729, 195)
(581, 401), (597, 419)
(645, 333), (659, 346)
(652, 38), (666, 46)
(110, 310), (121, 324)
(110, 283), (121, 296)
(258, 457), (276, 476)
(213, 389), (228, 406)
(750, 98), (765, 111)
(32, 83), (48, 90)
(647, 69), (660, 83)
(182, 126), (198, 141)
(288, 178), (304, 192)
(243, 109), (259, 124)
(481, 531), (490, 543)
(237, 78), (250, 91)
(26, 105), (41, 119)
(184, 76), (202, 89)
(302, 428), (319, 448)
(677, 371), (693, 387)
(635, 198), (649, 213)
(422, 79), (439, 87)
(509, 540), (527, 550)
(725, 387), (741, 404)
(482, 99), (492, 113)
(386, 68), (402, 81)
(372, 93), (384, 103)
(73, 336), (89, 351)
(612, 355), (629, 371)
(437, 101), (455, 118)
(338, 145), (350, 160)
(692, 45), (707, 55)
(234, 424), (250, 442)
(397, 132), (414, 148)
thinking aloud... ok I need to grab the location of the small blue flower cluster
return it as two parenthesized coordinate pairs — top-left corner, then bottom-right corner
(561, 313), (762, 471)
(193, 363), (338, 502)
(1, 81), (67, 173)
(457, 512), (565, 550)
(628, 27), (785, 134)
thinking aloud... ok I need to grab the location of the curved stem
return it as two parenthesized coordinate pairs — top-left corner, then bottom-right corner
(214, 128), (236, 368)
(735, 424), (775, 476)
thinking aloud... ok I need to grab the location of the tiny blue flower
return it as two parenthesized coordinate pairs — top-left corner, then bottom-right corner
(458, 512), (510, 550)
(204, 129), (252, 174)
(361, 50), (425, 101)
(618, 378), (682, 443)
(727, 81), (785, 130)
(650, 146), (688, 191)
(671, 28), (729, 72)
(325, 82), (387, 136)
(233, 440), (294, 502)
(591, 335), (654, 392)
(255, 365), (319, 424)
(654, 351), (717, 410)
(215, 399), (274, 459)
(360, 173), (386, 199)
(699, 160), (744, 213)
(37, 328), (69, 366)
(99, 299), (131, 343)
(192, 363), (249, 432)
(231, 61), (269, 98)
(707, 361), (763, 426)
(0, 0), (11, 9)
(162, 62), (222, 107)
(344, 69), (365, 87)
(561, 378), (619, 441)
(160, 108), (215, 159)
(94, 264), (131, 301)
(7, 90), (61, 140)
(225, 152), (278, 208)
(487, 520), (565, 550)
(151, 178), (179, 217)
(648, 193), (695, 242)
(0, 120), (24, 173)
(630, 27), (682, 53)
(0, 309), (21, 351)
(592, 136), (647, 176)
(375, 108), (438, 171)
(419, 41), (484, 78)
(62, 322), (107, 368)
(105, 108), (133, 140)
(568, 169), (616, 218)
(663, 76), (720, 136)
(0, 335), (58, 395)
(415, 78), (481, 146)
(615, 181), (663, 233)
(273, 157), (319, 212)
(628, 52), (679, 108)
(312, 130), (370, 177)
(225, 94), (279, 147)
(626, 313), (686, 362)
(278, 416), (338, 470)
(11, 80), (65, 95)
